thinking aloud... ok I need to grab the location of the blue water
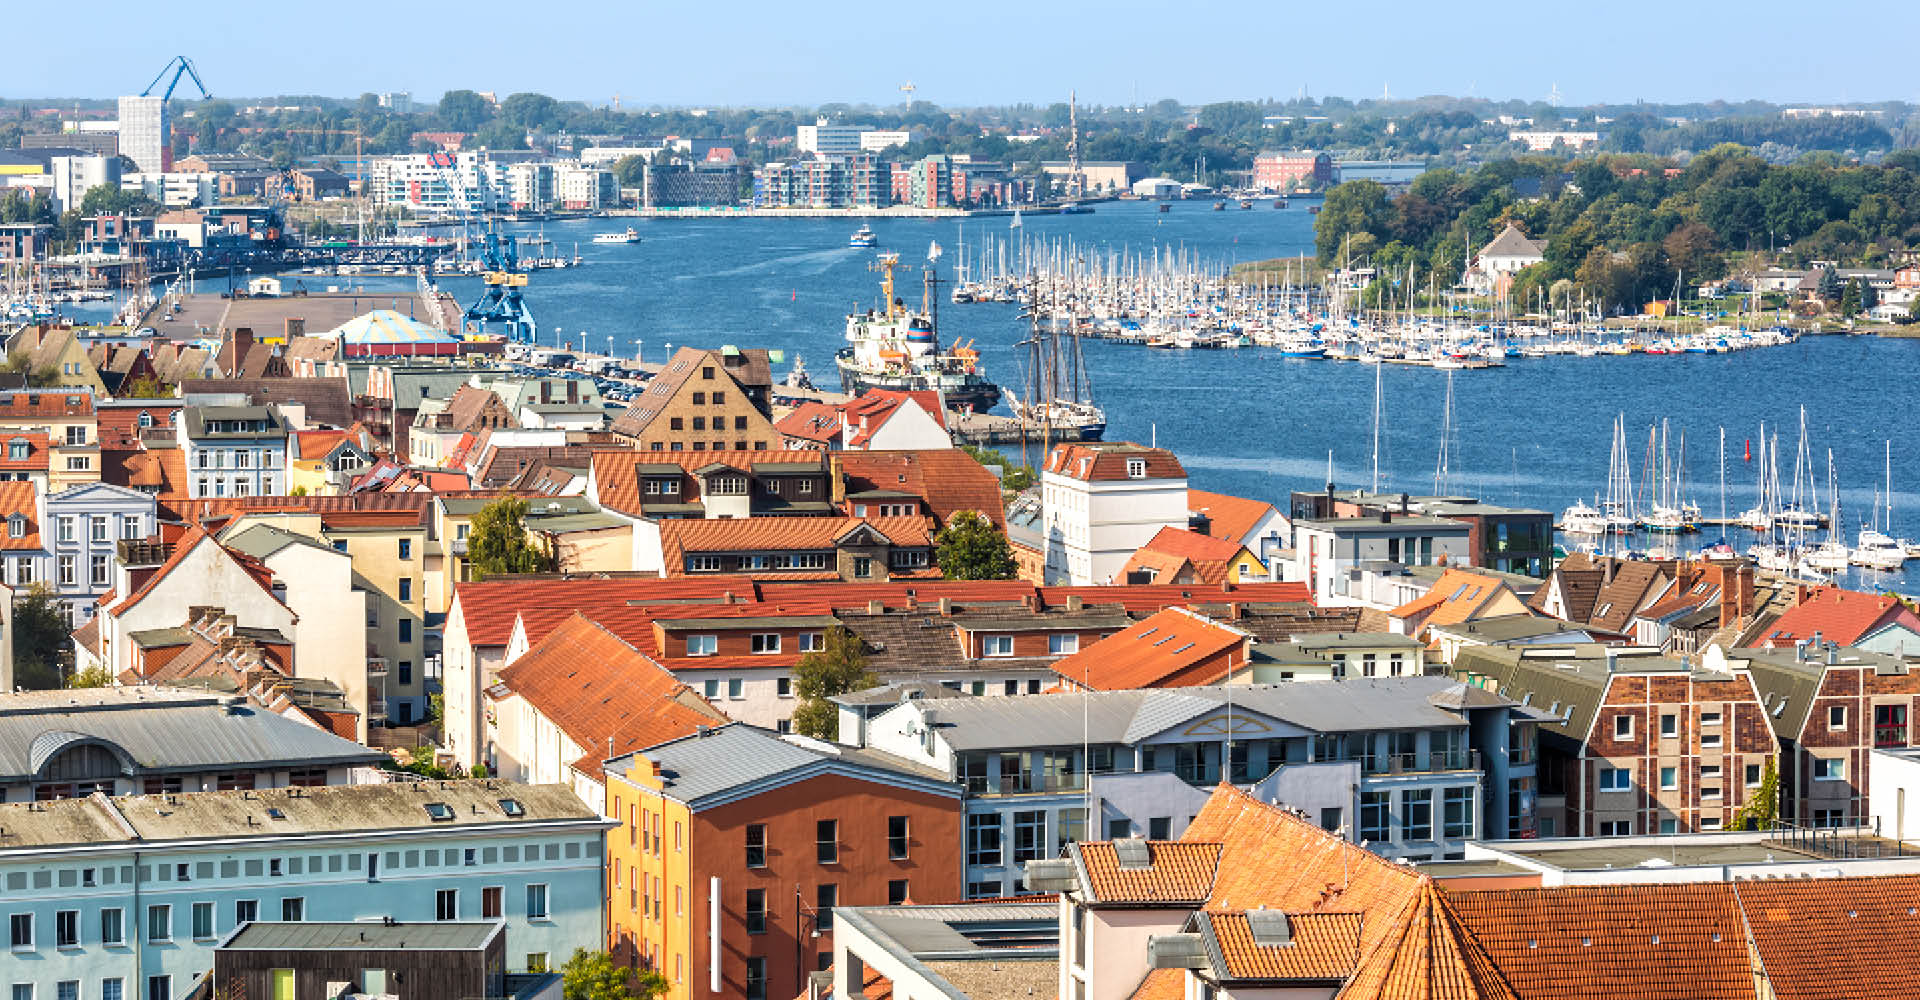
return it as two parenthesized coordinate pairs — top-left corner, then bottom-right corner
(111, 200), (1920, 591)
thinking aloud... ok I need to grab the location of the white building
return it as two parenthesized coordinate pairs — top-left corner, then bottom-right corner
(51, 154), (122, 213)
(556, 166), (617, 210)
(0, 781), (610, 1000)
(117, 95), (168, 174)
(1040, 443), (1189, 586)
(367, 151), (510, 215)
(1508, 129), (1603, 151)
(1290, 513), (1472, 606)
(1130, 177), (1181, 199)
(796, 120), (865, 157)
(123, 172), (218, 208)
(179, 404), (290, 498)
(860, 130), (915, 152)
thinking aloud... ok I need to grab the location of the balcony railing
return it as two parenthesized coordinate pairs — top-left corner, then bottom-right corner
(1364, 749), (1479, 776)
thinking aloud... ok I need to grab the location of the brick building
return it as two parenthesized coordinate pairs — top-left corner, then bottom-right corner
(1455, 644), (1775, 837)
(1251, 150), (1332, 192)
(605, 723), (961, 1000)
(609, 346), (779, 452)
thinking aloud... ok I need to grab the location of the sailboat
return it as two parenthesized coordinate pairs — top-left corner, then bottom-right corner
(1010, 208), (1023, 230)
(1852, 440), (1910, 569)
(1011, 302), (1106, 441)
(1603, 415), (1637, 537)
(1804, 450), (1851, 572)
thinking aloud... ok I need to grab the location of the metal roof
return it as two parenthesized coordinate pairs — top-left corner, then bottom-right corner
(221, 920), (502, 952)
(622, 723), (953, 809)
(0, 689), (382, 781)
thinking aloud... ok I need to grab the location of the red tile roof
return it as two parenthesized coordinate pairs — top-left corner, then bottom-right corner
(834, 450), (1006, 529)
(1732, 874), (1920, 1000)
(0, 432), (51, 472)
(1209, 910), (1363, 983)
(1052, 606), (1249, 689)
(1044, 442), (1185, 482)
(590, 448), (825, 517)
(0, 482), (40, 550)
(1188, 489), (1277, 545)
(450, 577), (755, 647)
(0, 390), (94, 419)
(773, 401), (844, 446)
(494, 613), (728, 779)
(659, 515), (934, 574)
(841, 390), (948, 446)
(1075, 840), (1221, 904)
(1762, 586), (1920, 648)
(1039, 581), (1310, 613)
(756, 579), (1037, 609)
(1123, 526), (1253, 585)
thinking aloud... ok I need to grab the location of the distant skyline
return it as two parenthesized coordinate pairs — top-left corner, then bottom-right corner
(10, 2), (1920, 109)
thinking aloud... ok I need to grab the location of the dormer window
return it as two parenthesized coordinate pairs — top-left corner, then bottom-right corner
(7, 514), (24, 539)
(137, 411), (153, 428)
(6, 439), (26, 460)
(1126, 458), (1147, 479)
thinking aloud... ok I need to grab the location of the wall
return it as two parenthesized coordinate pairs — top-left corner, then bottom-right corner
(1868, 749), (1920, 843)
(260, 543), (371, 742)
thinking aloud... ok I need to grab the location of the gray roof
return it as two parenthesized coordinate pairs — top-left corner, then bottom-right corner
(1293, 515), (1468, 532)
(913, 676), (1510, 751)
(1451, 644), (1734, 739)
(0, 689), (383, 781)
(1480, 224), (1546, 259)
(831, 681), (977, 708)
(181, 404), (289, 440)
(1288, 631), (1424, 651)
(1723, 646), (1915, 739)
(617, 723), (955, 809)
(221, 921), (502, 952)
(221, 523), (340, 561)
(1427, 613), (1591, 643)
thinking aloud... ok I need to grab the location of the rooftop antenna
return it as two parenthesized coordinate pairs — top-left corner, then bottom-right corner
(899, 81), (916, 103)
(1547, 82), (1564, 107)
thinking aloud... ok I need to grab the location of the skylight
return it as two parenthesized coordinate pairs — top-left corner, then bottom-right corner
(498, 798), (525, 818)
(423, 802), (455, 822)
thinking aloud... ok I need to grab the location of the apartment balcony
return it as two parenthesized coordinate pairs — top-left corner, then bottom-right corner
(963, 773), (1089, 798)
(451, 538), (469, 556)
(1363, 749), (1480, 776)
(368, 652), (388, 677)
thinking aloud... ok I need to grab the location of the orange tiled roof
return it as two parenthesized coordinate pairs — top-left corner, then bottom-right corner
(494, 613), (728, 779)
(1207, 910), (1364, 983)
(450, 577), (756, 647)
(590, 448), (825, 517)
(1052, 606), (1248, 690)
(757, 579), (1036, 608)
(0, 481), (41, 550)
(1075, 840), (1221, 905)
(1045, 442), (1185, 482)
(834, 449), (1006, 529)
(659, 515), (933, 573)
(0, 431), (51, 471)
(1121, 547), (1201, 586)
(773, 400), (844, 445)
(1127, 969), (1184, 1000)
(0, 390), (94, 419)
(1732, 874), (1920, 1000)
(841, 390), (948, 446)
(1761, 586), (1918, 648)
(1039, 581), (1310, 613)
(1188, 488), (1276, 545)
(1124, 526), (1253, 586)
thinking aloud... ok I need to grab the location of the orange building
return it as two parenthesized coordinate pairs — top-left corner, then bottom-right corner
(605, 723), (962, 1000)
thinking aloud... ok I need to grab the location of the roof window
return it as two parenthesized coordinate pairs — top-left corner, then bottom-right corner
(498, 798), (525, 817)
(423, 802), (456, 822)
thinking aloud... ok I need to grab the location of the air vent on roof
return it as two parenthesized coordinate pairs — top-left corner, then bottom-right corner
(1246, 909), (1293, 947)
(1148, 933), (1208, 969)
(1113, 837), (1153, 869)
(1024, 858), (1078, 893)
(498, 798), (525, 818)
(423, 802), (455, 822)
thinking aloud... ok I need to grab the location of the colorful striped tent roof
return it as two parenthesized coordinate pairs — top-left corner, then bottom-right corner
(324, 310), (460, 356)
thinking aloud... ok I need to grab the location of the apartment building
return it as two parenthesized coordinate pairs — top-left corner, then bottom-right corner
(0, 781), (609, 1000)
(0, 389), (101, 492)
(843, 676), (1538, 897)
(605, 724), (961, 1000)
(1041, 442), (1190, 586)
(609, 347), (779, 451)
(179, 405), (290, 498)
(46, 482), (155, 621)
(1455, 644), (1776, 837)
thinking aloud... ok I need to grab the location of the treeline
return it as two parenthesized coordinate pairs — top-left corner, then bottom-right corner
(1313, 146), (1920, 313)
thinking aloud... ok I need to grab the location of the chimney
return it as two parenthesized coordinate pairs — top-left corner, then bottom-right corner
(938, 596), (953, 616)
(284, 317), (304, 339)
(541, 381), (552, 404)
(1603, 558), (1618, 586)
(1066, 594), (1082, 612)
(868, 599), (885, 615)
(1827, 643), (1838, 666)
(1379, 510), (1391, 524)
(568, 380), (578, 404)
(1400, 492), (1410, 513)
(1605, 652), (1618, 672)
(230, 327), (255, 370)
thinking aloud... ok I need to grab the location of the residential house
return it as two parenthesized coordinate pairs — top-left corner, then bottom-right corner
(1625, 557), (1757, 652)
(1526, 552), (1676, 638)
(210, 921), (558, 1000)
(1187, 488), (1291, 580)
(1427, 613), (1596, 667)
(1417, 499), (1555, 578)
(605, 723), (962, 1000)
(659, 516), (938, 582)
(1120, 526), (1266, 586)
(1454, 644), (1775, 837)
(1051, 606), (1252, 690)
(1723, 643), (1920, 829)
(1754, 585), (1920, 654)
(0, 430), (51, 490)
(833, 449), (1006, 529)
(179, 404), (291, 498)
(411, 384), (519, 466)
(845, 675), (1535, 896)
(1292, 512), (1472, 607)
(1041, 442), (1189, 586)
(285, 425), (375, 496)
(45, 482), (156, 621)
(774, 390), (952, 451)
(1467, 223), (1546, 294)
(609, 346), (779, 452)
(4, 325), (108, 393)
(487, 613), (727, 811)
(0, 782), (609, 998)
(0, 389), (100, 491)
(0, 480), (49, 594)
(1387, 567), (1531, 641)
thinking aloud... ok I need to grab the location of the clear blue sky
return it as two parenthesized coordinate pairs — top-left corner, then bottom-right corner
(11, 1), (1919, 108)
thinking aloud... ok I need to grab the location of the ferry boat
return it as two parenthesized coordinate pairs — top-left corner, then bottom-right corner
(835, 251), (1002, 412)
(592, 228), (641, 245)
(849, 224), (877, 249)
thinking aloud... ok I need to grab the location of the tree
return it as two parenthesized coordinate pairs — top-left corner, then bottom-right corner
(436, 90), (494, 132)
(2, 354), (59, 388)
(611, 155), (647, 189)
(935, 511), (1017, 580)
(466, 497), (556, 578)
(790, 625), (875, 740)
(1859, 278), (1879, 312)
(13, 584), (74, 689)
(68, 665), (113, 688)
(1735, 757), (1778, 831)
(118, 375), (173, 398)
(1840, 278), (1862, 317)
(1906, 296), (1920, 324)
(1816, 266), (1840, 301)
(560, 948), (667, 1000)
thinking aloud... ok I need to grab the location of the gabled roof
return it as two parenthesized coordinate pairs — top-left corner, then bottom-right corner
(1478, 223), (1546, 260)
(834, 450), (1006, 529)
(1731, 874), (1920, 1000)
(493, 614), (728, 779)
(1391, 569), (1519, 635)
(0, 431), (50, 471)
(1200, 910), (1364, 984)
(0, 481), (41, 550)
(660, 515), (934, 573)
(773, 400), (843, 446)
(1073, 840), (1221, 906)
(1045, 442), (1185, 483)
(1124, 526), (1254, 586)
(450, 576), (755, 648)
(108, 525), (284, 618)
(0, 390), (94, 419)
(180, 377), (352, 429)
(1760, 586), (1919, 648)
(617, 722), (954, 810)
(840, 390), (949, 446)
(1052, 606), (1249, 689)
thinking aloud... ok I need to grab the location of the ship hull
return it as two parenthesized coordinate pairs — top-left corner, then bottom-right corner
(835, 354), (1003, 412)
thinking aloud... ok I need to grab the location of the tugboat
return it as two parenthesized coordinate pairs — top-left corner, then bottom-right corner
(849, 223), (877, 249)
(834, 246), (1003, 412)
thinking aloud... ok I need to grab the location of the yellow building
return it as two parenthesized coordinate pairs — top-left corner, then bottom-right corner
(284, 426), (374, 496)
(0, 390), (102, 493)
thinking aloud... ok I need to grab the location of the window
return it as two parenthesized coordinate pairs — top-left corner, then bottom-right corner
(54, 911), (77, 949)
(146, 905), (170, 943)
(526, 884), (549, 920)
(6, 516), (22, 539)
(815, 884), (836, 931)
(745, 957), (767, 1000)
(90, 555), (107, 587)
(686, 635), (717, 656)
(397, 538), (411, 560)
(1049, 634), (1079, 655)
(745, 889), (767, 933)
(101, 907), (124, 946)
(1599, 767), (1631, 792)
(777, 677), (792, 698)
(399, 618), (412, 643)
(58, 517), (73, 542)
(1012, 810), (1047, 863)
(1815, 757), (1846, 781)
(1614, 715), (1633, 740)
(58, 556), (74, 588)
(750, 633), (780, 654)
(725, 677), (743, 700)
(1829, 705), (1847, 730)
(1701, 732), (1722, 749)
(398, 578), (412, 602)
(817, 819), (839, 864)
(1660, 766), (1678, 790)
(1403, 791), (1433, 840)
(1600, 820), (1632, 836)
(90, 517), (106, 542)
(692, 392), (705, 405)
(745, 824), (766, 867)
(146, 979), (169, 1000)
(799, 632), (824, 652)
(190, 902), (214, 941)
(852, 556), (872, 579)
(713, 391), (726, 405)
(280, 897), (303, 922)
(1125, 458), (1146, 479)
(233, 900), (257, 927)
(889, 815), (910, 859)
(1360, 791), (1391, 841)
(527, 954), (549, 974)
(1878, 705), (1909, 748)
(435, 889), (458, 921)
(474, 885), (502, 920)
(122, 516), (142, 540)
(1701, 711), (1722, 726)
(1442, 787), (1474, 839)
(982, 635), (1014, 657)
(967, 813), (1002, 866)
(103, 983), (123, 1000)
(888, 878), (909, 905)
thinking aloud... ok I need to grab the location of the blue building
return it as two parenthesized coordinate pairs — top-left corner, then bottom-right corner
(45, 483), (157, 621)
(0, 780), (608, 999)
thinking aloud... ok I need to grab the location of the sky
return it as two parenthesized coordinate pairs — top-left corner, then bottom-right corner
(9, 1), (1920, 109)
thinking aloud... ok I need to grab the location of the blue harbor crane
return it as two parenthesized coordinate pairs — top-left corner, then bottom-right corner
(463, 231), (537, 343)
(140, 56), (210, 100)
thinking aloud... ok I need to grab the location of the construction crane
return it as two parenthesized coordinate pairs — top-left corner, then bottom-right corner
(141, 56), (210, 100)
(464, 231), (537, 343)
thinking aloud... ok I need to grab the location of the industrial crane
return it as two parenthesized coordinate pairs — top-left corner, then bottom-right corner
(141, 56), (210, 100)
